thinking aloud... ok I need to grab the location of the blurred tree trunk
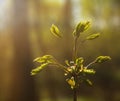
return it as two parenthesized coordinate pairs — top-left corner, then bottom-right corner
(63, 0), (72, 28)
(9, 0), (38, 101)
(32, 1), (58, 101)
(0, 34), (14, 101)
(62, 0), (73, 59)
(32, 0), (46, 54)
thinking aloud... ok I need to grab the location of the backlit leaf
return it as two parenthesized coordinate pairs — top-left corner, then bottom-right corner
(95, 56), (111, 63)
(73, 21), (91, 37)
(66, 77), (76, 89)
(83, 68), (96, 74)
(86, 33), (100, 40)
(31, 63), (49, 75)
(50, 24), (62, 38)
(86, 79), (93, 85)
(76, 57), (84, 65)
(33, 55), (55, 63)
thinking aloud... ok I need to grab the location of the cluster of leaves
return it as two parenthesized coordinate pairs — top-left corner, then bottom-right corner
(31, 21), (111, 89)
(65, 56), (111, 89)
(31, 55), (111, 89)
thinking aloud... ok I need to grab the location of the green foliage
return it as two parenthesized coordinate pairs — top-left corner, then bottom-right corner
(66, 77), (76, 89)
(50, 24), (62, 38)
(31, 55), (69, 76)
(86, 33), (100, 40)
(31, 20), (111, 101)
(73, 21), (91, 38)
(83, 68), (96, 74)
(31, 63), (49, 75)
(31, 55), (55, 75)
(33, 55), (55, 63)
(64, 58), (96, 88)
(75, 57), (84, 65)
(95, 56), (111, 63)
(86, 79), (92, 85)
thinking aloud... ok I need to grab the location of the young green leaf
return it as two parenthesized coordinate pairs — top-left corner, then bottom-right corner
(50, 24), (62, 38)
(31, 63), (49, 75)
(73, 21), (91, 37)
(83, 68), (96, 74)
(95, 56), (111, 63)
(86, 79), (93, 85)
(66, 77), (76, 89)
(86, 33), (100, 40)
(75, 57), (84, 72)
(33, 55), (55, 64)
(75, 57), (84, 65)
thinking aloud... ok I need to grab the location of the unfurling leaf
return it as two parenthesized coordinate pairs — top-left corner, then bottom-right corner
(75, 57), (84, 72)
(31, 63), (49, 75)
(31, 55), (56, 75)
(76, 57), (84, 66)
(33, 55), (55, 64)
(66, 77), (76, 89)
(73, 21), (91, 37)
(86, 79), (93, 85)
(95, 56), (111, 63)
(86, 33), (100, 40)
(50, 24), (62, 38)
(83, 68), (96, 74)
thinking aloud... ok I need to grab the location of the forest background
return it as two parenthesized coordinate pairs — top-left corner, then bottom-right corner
(0, 0), (120, 101)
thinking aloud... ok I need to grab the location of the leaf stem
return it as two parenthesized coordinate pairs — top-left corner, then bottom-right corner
(73, 88), (77, 101)
(72, 35), (79, 101)
(73, 36), (78, 61)
(85, 60), (96, 68)
(73, 74), (78, 101)
(54, 62), (69, 73)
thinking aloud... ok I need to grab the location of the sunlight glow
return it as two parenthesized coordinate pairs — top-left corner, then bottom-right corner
(0, 0), (12, 29)
(71, 0), (92, 25)
(42, 0), (65, 6)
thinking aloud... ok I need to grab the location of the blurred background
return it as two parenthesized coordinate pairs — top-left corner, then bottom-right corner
(0, 0), (120, 101)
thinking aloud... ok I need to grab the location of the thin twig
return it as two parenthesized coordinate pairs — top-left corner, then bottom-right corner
(85, 60), (96, 68)
(73, 36), (79, 61)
